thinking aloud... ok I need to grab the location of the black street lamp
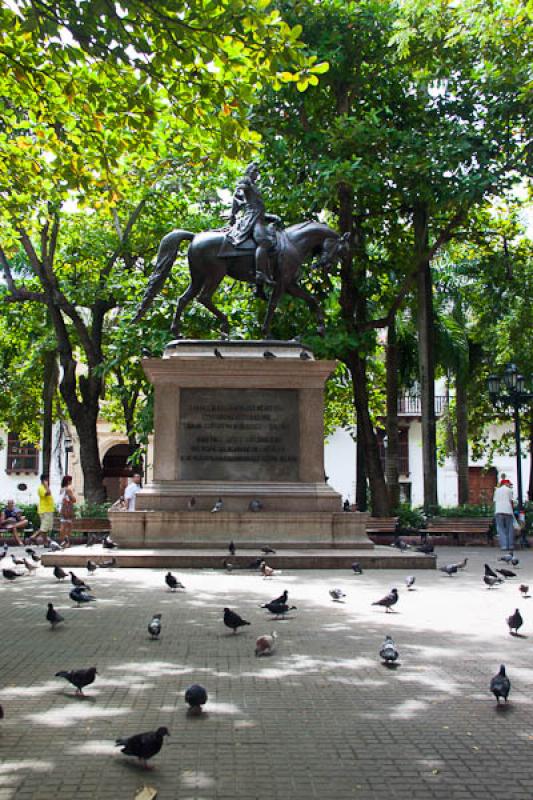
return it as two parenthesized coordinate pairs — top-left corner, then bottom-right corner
(487, 363), (533, 512)
(64, 435), (73, 476)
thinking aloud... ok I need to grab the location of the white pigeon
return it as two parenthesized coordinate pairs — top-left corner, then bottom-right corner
(405, 576), (416, 591)
(211, 498), (223, 513)
(255, 631), (277, 657)
(379, 635), (399, 664)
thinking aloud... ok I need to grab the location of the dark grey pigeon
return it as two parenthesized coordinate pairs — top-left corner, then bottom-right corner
(148, 613), (162, 640)
(115, 726), (169, 769)
(70, 587), (95, 606)
(185, 684), (208, 713)
(379, 635), (399, 663)
(497, 568), (517, 579)
(46, 603), (64, 628)
(223, 607), (250, 633)
(53, 565), (67, 581)
(270, 590), (288, 606)
(261, 545), (276, 555)
(260, 601), (296, 618)
(55, 666), (97, 695)
(490, 664), (511, 704)
(165, 572), (184, 591)
(416, 541), (434, 554)
(329, 588), (346, 602)
(3, 568), (20, 581)
(351, 562), (363, 575)
(440, 563), (458, 576)
(484, 574), (503, 588)
(507, 608), (523, 635)
(70, 572), (90, 590)
(228, 539), (235, 555)
(87, 560), (97, 574)
(249, 499), (263, 512)
(484, 564), (498, 578)
(372, 588), (399, 612)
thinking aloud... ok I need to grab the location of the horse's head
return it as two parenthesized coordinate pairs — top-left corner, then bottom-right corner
(318, 231), (351, 268)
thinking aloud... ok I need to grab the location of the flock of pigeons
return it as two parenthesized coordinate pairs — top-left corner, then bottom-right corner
(0, 538), (528, 767)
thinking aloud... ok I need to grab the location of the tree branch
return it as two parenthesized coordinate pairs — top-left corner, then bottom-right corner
(0, 246), (47, 302)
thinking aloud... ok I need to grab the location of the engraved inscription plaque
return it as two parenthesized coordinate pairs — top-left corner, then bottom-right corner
(179, 388), (299, 481)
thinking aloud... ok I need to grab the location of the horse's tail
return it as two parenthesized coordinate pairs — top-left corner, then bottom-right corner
(133, 229), (195, 322)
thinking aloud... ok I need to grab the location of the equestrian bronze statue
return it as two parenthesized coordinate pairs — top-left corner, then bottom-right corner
(134, 164), (349, 338)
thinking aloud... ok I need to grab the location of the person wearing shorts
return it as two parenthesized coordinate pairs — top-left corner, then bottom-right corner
(29, 474), (54, 545)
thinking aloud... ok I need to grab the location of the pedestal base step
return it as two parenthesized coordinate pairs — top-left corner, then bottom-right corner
(42, 545), (436, 570)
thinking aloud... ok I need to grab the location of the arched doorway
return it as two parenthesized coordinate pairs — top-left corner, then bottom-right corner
(102, 444), (139, 502)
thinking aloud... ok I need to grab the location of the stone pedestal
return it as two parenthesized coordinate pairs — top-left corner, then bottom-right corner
(110, 340), (372, 550)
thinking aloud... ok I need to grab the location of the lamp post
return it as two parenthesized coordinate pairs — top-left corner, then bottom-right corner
(487, 363), (533, 512)
(64, 435), (73, 476)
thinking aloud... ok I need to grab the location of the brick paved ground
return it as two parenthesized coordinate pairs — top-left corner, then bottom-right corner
(1, 546), (533, 800)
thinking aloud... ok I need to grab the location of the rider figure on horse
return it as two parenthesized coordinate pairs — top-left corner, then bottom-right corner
(226, 163), (281, 296)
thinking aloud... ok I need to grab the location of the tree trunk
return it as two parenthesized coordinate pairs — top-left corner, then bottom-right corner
(356, 424), (367, 511)
(41, 347), (58, 477)
(385, 316), (400, 509)
(455, 372), (469, 505)
(415, 204), (438, 511)
(349, 352), (390, 516)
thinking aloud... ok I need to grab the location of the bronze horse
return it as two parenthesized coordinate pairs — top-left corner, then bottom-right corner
(135, 221), (348, 338)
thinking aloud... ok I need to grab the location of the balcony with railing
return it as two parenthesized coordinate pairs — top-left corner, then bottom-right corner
(397, 394), (448, 416)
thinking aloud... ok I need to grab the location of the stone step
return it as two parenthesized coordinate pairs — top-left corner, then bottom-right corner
(41, 545), (436, 570)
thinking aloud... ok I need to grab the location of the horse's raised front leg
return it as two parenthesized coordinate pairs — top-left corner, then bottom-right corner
(171, 277), (203, 338)
(261, 283), (284, 339)
(285, 282), (326, 335)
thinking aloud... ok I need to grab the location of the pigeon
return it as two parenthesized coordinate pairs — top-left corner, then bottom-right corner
(223, 607), (251, 633)
(351, 562), (363, 575)
(261, 546), (276, 555)
(499, 553), (519, 566)
(455, 557), (468, 570)
(148, 613), (162, 640)
(70, 571), (90, 590)
(2, 568), (20, 581)
(519, 584), (530, 597)
(222, 558), (233, 572)
(55, 666), (97, 695)
(187, 496), (196, 510)
(0, 704), (3, 719)
(53, 565), (67, 581)
(99, 557), (116, 568)
(416, 541), (434, 554)
(391, 537), (409, 551)
(47, 540), (62, 552)
(299, 351), (312, 360)
(211, 498), (223, 513)
(23, 558), (37, 575)
(485, 563), (498, 578)
(165, 572), (185, 592)
(185, 684), (208, 713)
(269, 590), (288, 605)
(46, 603), (64, 628)
(228, 540), (235, 555)
(405, 576), (416, 591)
(484, 574), (503, 588)
(249, 499), (263, 512)
(115, 726), (169, 769)
(497, 568), (517, 579)
(0, 549), (5, 561)
(440, 563), (458, 576)
(255, 631), (277, 656)
(12, 555), (25, 566)
(260, 561), (280, 578)
(372, 588), (399, 612)
(490, 664), (511, 704)
(260, 601), (296, 618)
(329, 588), (346, 602)
(87, 560), (98, 574)
(248, 558), (263, 570)
(69, 586), (96, 606)
(102, 535), (117, 549)
(263, 350), (276, 359)
(214, 347), (224, 359)
(379, 635), (399, 664)
(507, 608), (523, 635)
(26, 548), (41, 562)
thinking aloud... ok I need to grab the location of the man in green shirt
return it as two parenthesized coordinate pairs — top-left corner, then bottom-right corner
(29, 474), (54, 545)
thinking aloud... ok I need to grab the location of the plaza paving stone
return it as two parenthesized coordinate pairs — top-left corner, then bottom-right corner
(1, 546), (533, 799)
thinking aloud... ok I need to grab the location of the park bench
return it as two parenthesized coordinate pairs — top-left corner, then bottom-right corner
(423, 517), (494, 546)
(52, 516), (111, 544)
(366, 517), (399, 544)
